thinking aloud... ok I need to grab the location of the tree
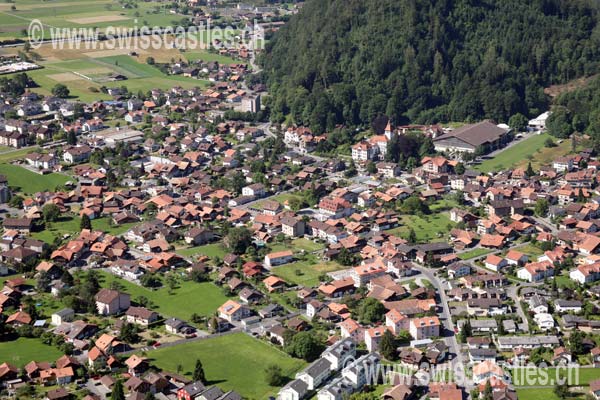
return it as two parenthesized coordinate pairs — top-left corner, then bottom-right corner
(526, 161), (535, 177)
(8, 195), (23, 208)
(80, 214), (92, 230)
(459, 319), (472, 343)
(454, 162), (465, 175)
(554, 383), (569, 400)
(379, 329), (397, 361)
(42, 203), (60, 222)
(535, 198), (549, 217)
(569, 330), (584, 356)
(224, 227), (253, 254)
(146, 56), (155, 65)
(140, 273), (161, 288)
(366, 161), (377, 174)
(406, 228), (417, 244)
(111, 380), (125, 400)
(482, 380), (493, 400)
(37, 271), (51, 292)
(358, 297), (386, 324)
(285, 331), (324, 361)
(547, 107), (573, 138)
(66, 130), (77, 146)
(509, 113), (528, 132)
(120, 322), (139, 344)
(193, 359), (206, 383)
(51, 83), (70, 98)
(265, 364), (285, 386)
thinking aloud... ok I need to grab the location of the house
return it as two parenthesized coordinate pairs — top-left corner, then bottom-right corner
(317, 376), (354, 400)
(322, 338), (356, 371)
(51, 308), (74, 326)
(528, 294), (549, 315)
(278, 379), (309, 400)
(534, 313), (555, 330)
(242, 183), (266, 198)
(124, 355), (148, 377)
(339, 318), (364, 343)
(281, 216), (305, 238)
(409, 316), (441, 340)
(218, 300), (250, 322)
(263, 276), (286, 292)
(505, 250), (528, 266)
(555, 300), (583, 314)
(472, 360), (505, 384)
(177, 381), (206, 400)
(264, 250), (294, 268)
(484, 255), (507, 272)
(125, 306), (159, 326)
(517, 261), (554, 283)
(63, 145), (92, 164)
(296, 358), (331, 390)
(184, 227), (215, 245)
(342, 353), (380, 389)
(165, 318), (194, 335)
(570, 262), (600, 284)
(94, 289), (130, 316)
(364, 326), (391, 352)
(45, 387), (71, 400)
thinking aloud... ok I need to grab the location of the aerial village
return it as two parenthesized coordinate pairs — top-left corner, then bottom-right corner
(0, 2), (599, 400)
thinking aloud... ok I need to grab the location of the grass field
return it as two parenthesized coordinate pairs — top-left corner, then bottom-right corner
(269, 238), (325, 254)
(32, 215), (137, 243)
(458, 248), (491, 260)
(98, 271), (230, 320)
(176, 243), (228, 259)
(389, 212), (453, 243)
(148, 333), (306, 400)
(511, 366), (600, 387)
(0, 148), (39, 163)
(476, 133), (584, 172)
(0, 164), (70, 194)
(273, 259), (345, 287)
(0, 338), (63, 367)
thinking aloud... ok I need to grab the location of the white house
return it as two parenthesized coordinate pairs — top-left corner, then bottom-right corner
(295, 358), (331, 390)
(278, 379), (308, 400)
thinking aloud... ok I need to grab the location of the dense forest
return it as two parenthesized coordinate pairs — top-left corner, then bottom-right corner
(547, 76), (600, 149)
(260, 0), (600, 132)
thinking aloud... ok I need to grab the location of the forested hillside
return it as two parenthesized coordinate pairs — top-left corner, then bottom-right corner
(547, 76), (600, 148)
(261, 0), (600, 132)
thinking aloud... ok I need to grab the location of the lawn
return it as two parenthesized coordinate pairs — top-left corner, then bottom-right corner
(148, 333), (306, 400)
(0, 338), (63, 367)
(32, 216), (137, 243)
(458, 248), (491, 260)
(98, 271), (230, 320)
(269, 238), (325, 254)
(511, 366), (595, 387)
(477, 134), (551, 173)
(389, 212), (454, 243)
(516, 244), (545, 258)
(0, 164), (70, 194)
(0, 148), (39, 163)
(273, 259), (346, 287)
(176, 243), (228, 259)
(477, 133), (584, 173)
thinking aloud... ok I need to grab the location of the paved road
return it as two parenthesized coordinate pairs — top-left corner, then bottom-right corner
(410, 263), (469, 390)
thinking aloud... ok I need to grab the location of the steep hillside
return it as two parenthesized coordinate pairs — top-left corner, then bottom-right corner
(261, 0), (600, 132)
